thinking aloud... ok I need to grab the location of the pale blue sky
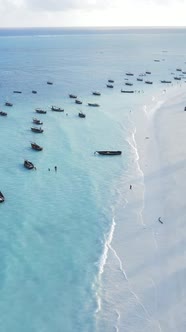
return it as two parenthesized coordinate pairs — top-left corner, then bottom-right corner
(0, 0), (185, 27)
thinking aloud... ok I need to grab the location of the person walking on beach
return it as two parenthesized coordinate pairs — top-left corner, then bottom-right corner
(130, 184), (132, 190)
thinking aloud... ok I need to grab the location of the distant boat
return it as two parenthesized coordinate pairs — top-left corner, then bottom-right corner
(33, 118), (43, 125)
(47, 81), (53, 85)
(154, 59), (160, 62)
(176, 68), (182, 72)
(88, 103), (100, 107)
(51, 106), (64, 112)
(125, 82), (133, 86)
(31, 127), (43, 133)
(145, 80), (153, 84)
(174, 77), (181, 80)
(121, 90), (134, 93)
(182, 71), (186, 74)
(31, 142), (43, 151)
(32, 90), (37, 94)
(126, 72), (134, 76)
(106, 84), (113, 88)
(92, 91), (101, 96)
(69, 94), (77, 98)
(160, 80), (172, 83)
(78, 112), (86, 118)
(75, 100), (83, 104)
(108, 79), (114, 83)
(35, 108), (47, 114)
(0, 191), (5, 203)
(5, 102), (13, 107)
(137, 78), (143, 81)
(94, 151), (122, 156)
(13, 90), (22, 94)
(146, 71), (151, 74)
(24, 160), (35, 169)
(0, 111), (7, 116)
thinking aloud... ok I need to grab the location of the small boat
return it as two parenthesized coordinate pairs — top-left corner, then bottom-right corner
(75, 100), (83, 104)
(0, 111), (7, 116)
(174, 77), (181, 80)
(35, 108), (47, 114)
(0, 191), (5, 203)
(146, 71), (151, 74)
(182, 71), (186, 74)
(69, 94), (77, 98)
(121, 90), (134, 93)
(108, 79), (114, 83)
(13, 90), (22, 94)
(31, 127), (43, 133)
(92, 91), (101, 96)
(106, 84), (113, 88)
(51, 106), (64, 112)
(137, 78), (143, 81)
(47, 81), (53, 85)
(125, 82), (133, 86)
(32, 90), (37, 94)
(176, 68), (182, 72)
(145, 80), (153, 84)
(126, 72), (134, 76)
(94, 151), (122, 156)
(24, 160), (35, 169)
(88, 103), (100, 107)
(33, 118), (43, 125)
(31, 142), (43, 151)
(154, 59), (160, 62)
(5, 102), (13, 107)
(78, 112), (86, 118)
(160, 80), (172, 83)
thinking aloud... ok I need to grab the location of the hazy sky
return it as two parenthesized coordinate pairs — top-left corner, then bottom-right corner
(0, 0), (186, 27)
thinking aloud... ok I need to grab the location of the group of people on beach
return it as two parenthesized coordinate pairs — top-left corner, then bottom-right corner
(48, 166), (57, 172)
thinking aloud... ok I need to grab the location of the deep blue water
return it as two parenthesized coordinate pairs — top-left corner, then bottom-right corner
(0, 28), (186, 332)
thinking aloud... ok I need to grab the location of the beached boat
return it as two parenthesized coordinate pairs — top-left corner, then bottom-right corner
(125, 82), (133, 86)
(78, 112), (86, 118)
(24, 160), (35, 169)
(0, 191), (5, 203)
(31, 127), (43, 133)
(108, 79), (114, 83)
(92, 91), (101, 96)
(121, 90), (134, 93)
(75, 100), (83, 104)
(0, 111), (7, 116)
(35, 108), (47, 114)
(94, 151), (122, 156)
(47, 81), (53, 85)
(88, 103), (100, 107)
(160, 80), (172, 83)
(51, 106), (64, 112)
(13, 90), (22, 94)
(33, 118), (43, 125)
(145, 80), (153, 84)
(69, 94), (77, 98)
(5, 102), (13, 107)
(31, 142), (43, 151)
(106, 84), (113, 88)
(32, 90), (37, 94)
(126, 72), (134, 76)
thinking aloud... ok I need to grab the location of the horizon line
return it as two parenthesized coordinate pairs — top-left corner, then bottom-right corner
(0, 26), (186, 29)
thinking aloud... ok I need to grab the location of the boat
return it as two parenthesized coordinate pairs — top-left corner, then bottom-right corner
(182, 71), (186, 74)
(13, 90), (22, 93)
(137, 78), (143, 81)
(146, 71), (151, 74)
(176, 68), (182, 72)
(69, 94), (77, 98)
(88, 103), (100, 107)
(51, 106), (64, 112)
(0, 111), (7, 116)
(174, 77), (181, 80)
(145, 80), (153, 84)
(32, 90), (37, 94)
(47, 81), (53, 85)
(126, 72), (134, 76)
(33, 118), (43, 125)
(0, 191), (5, 203)
(5, 102), (13, 107)
(106, 84), (113, 88)
(108, 79), (114, 83)
(121, 90), (134, 93)
(125, 82), (133, 86)
(154, 59), (160, 62)
(184, 107), (186, 111)
(75, 100), (83, 104)
(31, 127), (44, 133)
(31, 142), (43, 151)
(24, 160), (35, 169)
(35, 108), (47, 114)
(94, 151), (122, 155)
(160, 80), (172, 83)
(78, 112), (86, 118)
(92, 91), (101, 96)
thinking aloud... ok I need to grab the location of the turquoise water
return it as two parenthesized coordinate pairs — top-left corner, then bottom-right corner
(0, 28), (186, 332)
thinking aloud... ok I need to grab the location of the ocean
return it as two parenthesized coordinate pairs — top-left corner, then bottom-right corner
(0, 27), (186, 332)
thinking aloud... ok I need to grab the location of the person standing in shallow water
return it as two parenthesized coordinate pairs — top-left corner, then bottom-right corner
(54, 166), (57, 172)
(130, 185), (132, 190)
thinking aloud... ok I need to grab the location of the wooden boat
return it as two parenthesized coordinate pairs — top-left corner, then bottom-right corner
(125, 82), (133, 86)
(69, 94), (77, 98)
(106, 84), (113, 88)
(5, 102), (13, 107)
(145, 80), (153, 84)
(31, 127), (43, 133)
(174, 77), (181, 80)
(0, 191), (5, 203)
(78, 112), (86, 118)
(146, 71), (151, 74)
(13, 90), (22, 93)
(32, 90), (37, 94)
(137, 78), (143, 81)
(108, 79), (114, 83)
(94, 151), (122, 156)
(176, 68), (182, 72)
(47, 81), (53, 85)
(126, 72), (134, 76)
(24, 160), (34, 169)
(0, 111), (7, 116)
(75, 100), (83, 104)
(92, 91), (101, 96)
(31, 142), (43, 151)
(35, 108), (47, 114)
(88, 103), (100, 107)
(51, 106), (64, 112)
(121, 90), (134, 93)
(33, 118), (43, 125)
(160, 80), (172, 83)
